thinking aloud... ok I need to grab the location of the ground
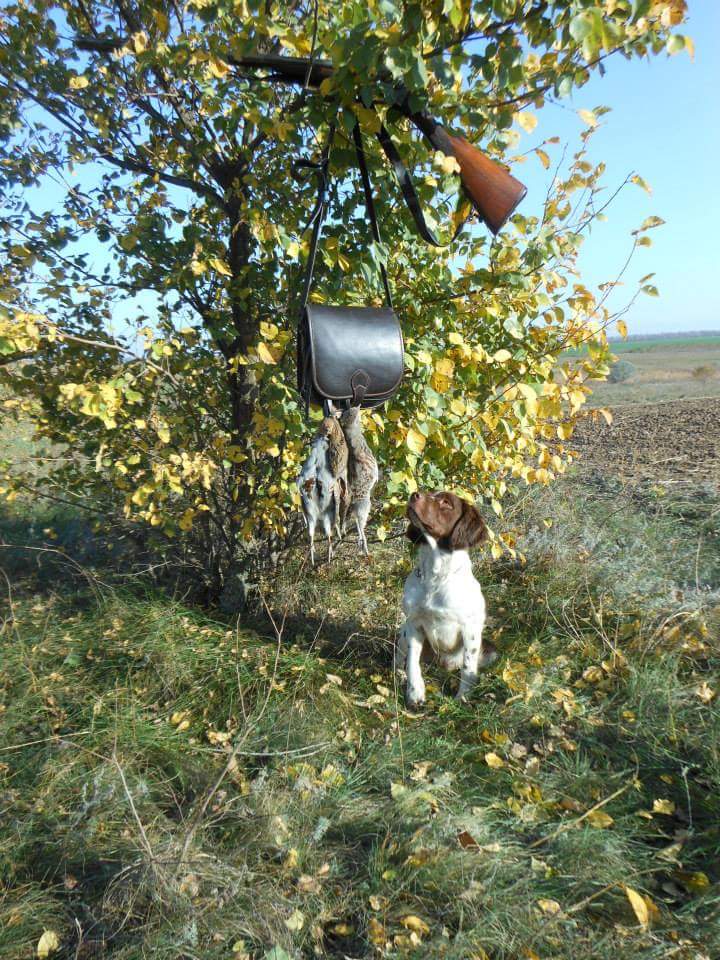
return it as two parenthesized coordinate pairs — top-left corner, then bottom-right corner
(1, 336), (719, 960)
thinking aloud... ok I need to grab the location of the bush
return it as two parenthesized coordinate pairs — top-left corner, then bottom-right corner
(607, 359), (637, 383)
(692, 364), (718, 381)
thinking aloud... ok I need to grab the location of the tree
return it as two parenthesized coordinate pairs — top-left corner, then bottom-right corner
(0, 0), (688, 594)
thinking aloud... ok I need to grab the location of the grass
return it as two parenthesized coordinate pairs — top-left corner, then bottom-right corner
(1, 476), (719, 959)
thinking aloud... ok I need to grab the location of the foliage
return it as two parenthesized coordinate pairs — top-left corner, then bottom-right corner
(692, 364), (717, 382)
(607, 358), (637, 383)
(0, 0), (689, 583)
(1, 475), (718, 958)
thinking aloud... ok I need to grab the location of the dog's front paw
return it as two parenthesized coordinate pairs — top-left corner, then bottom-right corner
(406, 680), (426, 710)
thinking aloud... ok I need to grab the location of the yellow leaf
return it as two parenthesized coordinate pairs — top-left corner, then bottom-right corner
(368, 917), (386, 945)
(257, 342), (277, 364)
(598, 407), (613, 426)
(695, 681), (716, 703)
(652, 798), (675, 816)
(37, 931), (60, 958)
(284, 909), (304, 931)
(535, 148), (550, 169)
(400, 915), (430, 936)
(616, 319), (628, 339)
(485, 752), (505, 769)
(536, 899), (561, 915)
(578, 108), (597, 127)
(676, 870), (709, 892)
(433, 151), (461, 175)
(434, 357), (454, 378)
(190, 259), (206, 275)
(209, 257), (232, 277)
(586, 809), (614, 828)
(131, 31), (148, 54)
(152, 8), (170, 33)
(624, 886), (659, 928)
(450, 398), (465, 416)
(260, 321), (279, 341)
(286, 240), (300, 258)
(517, 383), (537, 415)
(406, 427), (426, 455)
(493, 349), (512, 364)
(208, 56), (229, 78)
(69, 75), (89, 90)
(516, 111), (538, 133)
(630, 173), (652, 195)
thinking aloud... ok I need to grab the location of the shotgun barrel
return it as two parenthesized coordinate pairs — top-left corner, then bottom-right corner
(231, 53), (527, 234)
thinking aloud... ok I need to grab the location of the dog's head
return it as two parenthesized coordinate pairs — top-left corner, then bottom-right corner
(406, 490), (487, 551)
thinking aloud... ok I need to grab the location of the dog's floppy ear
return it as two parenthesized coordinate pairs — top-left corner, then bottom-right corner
(406, 523), (424, 544)
(448, 501), (487, 550)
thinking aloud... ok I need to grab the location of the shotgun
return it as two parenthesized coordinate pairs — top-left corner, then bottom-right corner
(75, 38), (527, 235)
(231, 53), (527, 236)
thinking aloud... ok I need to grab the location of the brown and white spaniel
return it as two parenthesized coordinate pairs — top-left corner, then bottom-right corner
(398, 491), (497, 708)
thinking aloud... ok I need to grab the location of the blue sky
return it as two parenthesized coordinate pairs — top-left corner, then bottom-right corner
(514, 2), (720, 335)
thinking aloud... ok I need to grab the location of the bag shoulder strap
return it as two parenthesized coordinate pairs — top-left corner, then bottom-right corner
(296, 116), (393, 317)
(294, 121), (336, 319)
(351, 121), (393, 310)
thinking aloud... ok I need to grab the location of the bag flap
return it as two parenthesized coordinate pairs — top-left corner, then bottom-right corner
(305, 305), (404, 401)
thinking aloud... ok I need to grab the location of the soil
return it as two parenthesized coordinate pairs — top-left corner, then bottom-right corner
(571, 397), (720, 485)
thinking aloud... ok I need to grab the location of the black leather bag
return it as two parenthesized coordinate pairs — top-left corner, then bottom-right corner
(295, 121), (404, 413)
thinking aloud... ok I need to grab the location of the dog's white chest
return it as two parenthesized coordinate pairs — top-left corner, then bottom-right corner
(402, 547), (485, 656)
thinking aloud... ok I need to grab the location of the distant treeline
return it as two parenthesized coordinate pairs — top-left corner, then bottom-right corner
(609, 329), (720, 342)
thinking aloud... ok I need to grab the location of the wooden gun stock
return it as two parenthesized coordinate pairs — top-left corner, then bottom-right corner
(408, 113), (527, 235)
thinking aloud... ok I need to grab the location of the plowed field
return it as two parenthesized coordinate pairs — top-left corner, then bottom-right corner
(572, 397), (720, 484)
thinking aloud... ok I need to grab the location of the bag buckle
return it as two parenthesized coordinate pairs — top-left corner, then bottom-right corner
(350, 370), (370, 407)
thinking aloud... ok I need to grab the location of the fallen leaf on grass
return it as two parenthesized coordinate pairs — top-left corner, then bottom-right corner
(368, 918), (386, 945)
(284, 909), (304, 931)
(485, 752), (505, 769)
(675, 870), (710, 893)
(458, 829), (481, 849)
(624, 885), (660, 928)
(536, 899), (561, 915)
(695, 681), (715, 703)
(586, 809), (614, 828)
(297, 874), (321, 894)
(264, 949), (292, 960)
(653, 798), (675, 816)
(400, 915), (430, 936)
(37, 931), (60, 958)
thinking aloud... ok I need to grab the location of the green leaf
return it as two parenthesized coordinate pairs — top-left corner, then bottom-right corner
(264, 949), (292, 960)
(569, 12), (594, 43)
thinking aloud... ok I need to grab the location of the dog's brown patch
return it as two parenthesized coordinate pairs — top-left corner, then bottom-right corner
(406, 491), (487, 551)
